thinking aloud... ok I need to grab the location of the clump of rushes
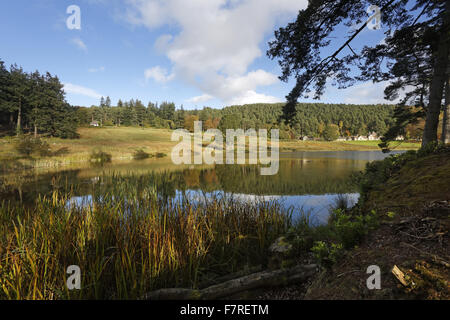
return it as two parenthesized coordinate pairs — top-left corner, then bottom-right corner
(133, 149), (151, 160)
(0, 173), (291, 300)
(89, 150), (112, 164)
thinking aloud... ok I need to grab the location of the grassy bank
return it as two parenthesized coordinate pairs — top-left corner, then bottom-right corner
(280, 139), (420, 152)
(0, 127), (175, 171)
(300, 144), (450, 300)
(0, 127), (421, 172)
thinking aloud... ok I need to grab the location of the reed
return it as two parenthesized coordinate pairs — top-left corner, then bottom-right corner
(0, 173), (291, 300)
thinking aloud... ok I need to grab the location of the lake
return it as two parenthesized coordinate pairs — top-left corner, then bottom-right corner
(0, 150), (402, 225)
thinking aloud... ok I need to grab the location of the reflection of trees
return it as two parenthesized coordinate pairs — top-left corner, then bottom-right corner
(1, 158), (363, 206)
(0, 169), (82, 205)
(212, 159), (360, 195)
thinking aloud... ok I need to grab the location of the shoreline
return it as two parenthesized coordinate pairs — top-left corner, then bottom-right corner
(0, 127), (421, 174)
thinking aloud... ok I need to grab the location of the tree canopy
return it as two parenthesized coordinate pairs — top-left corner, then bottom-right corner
(267, 0), (449, 148)
(0, 60), (79, 138)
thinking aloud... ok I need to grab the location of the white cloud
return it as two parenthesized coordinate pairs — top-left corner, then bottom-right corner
(144, 66), (175, 83)
(71, 37), (88, 52)
(64, 83), (103, 99)
(186, 94), (214, 104)
(154, 34), (173, 53)
(88, 66), (105, 73)
(228, 91), (282, 105)
(125, 0), (306, 105)
(338, 81), (401, 104)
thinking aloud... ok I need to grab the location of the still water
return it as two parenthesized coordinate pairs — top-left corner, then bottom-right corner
(0, 151), (403, 225)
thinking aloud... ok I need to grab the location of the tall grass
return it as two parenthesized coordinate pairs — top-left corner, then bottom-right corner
(0, 173), (291, 300)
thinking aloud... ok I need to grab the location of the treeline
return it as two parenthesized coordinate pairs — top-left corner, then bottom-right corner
(77, 99), (400, 140)
(0, 60), (405, 141)
(75, 99), (184, 129)
(0, 60), (78, 138)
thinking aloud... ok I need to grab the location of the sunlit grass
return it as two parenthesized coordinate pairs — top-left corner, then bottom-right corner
(0, 127), (176, 171)
(0, 127), (421, 172)
(0, 172), (291, 300)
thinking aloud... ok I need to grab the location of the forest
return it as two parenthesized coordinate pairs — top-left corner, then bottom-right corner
(0, 60), (78, 138)
(75, 99), (404, 140)
(1, 59), (421, 142)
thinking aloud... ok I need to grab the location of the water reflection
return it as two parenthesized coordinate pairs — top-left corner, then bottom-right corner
(1, 151), (401, 224)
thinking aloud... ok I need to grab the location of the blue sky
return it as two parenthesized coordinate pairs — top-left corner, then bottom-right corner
(0, 0), (395, 109)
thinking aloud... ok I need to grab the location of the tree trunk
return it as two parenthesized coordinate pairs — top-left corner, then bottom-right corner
(141, 264), (317, 300)
(422, 2), (450, 147)
(16, 97), (22, 136)
(442, 49), (450, 144)
(34, 123), (38, 138)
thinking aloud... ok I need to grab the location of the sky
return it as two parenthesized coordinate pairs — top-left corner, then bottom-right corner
(0, 0), (397, 109)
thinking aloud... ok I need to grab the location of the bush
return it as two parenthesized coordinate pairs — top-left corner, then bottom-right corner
(155, 152), (167, 158)
(15, 136), (52, 157)
(311, 241), (343, 268)
(15, 136), (36, 157)
(90, 150), (112, 164)
(133, 149), (151, 160)
(333, 209), (379, 249)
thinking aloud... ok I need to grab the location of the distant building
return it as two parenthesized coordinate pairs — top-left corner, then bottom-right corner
(300, 136), (310, 141)
(90, 121), (99, 127)
(395, 135), (405, 141)
(368, 132), (379, 140)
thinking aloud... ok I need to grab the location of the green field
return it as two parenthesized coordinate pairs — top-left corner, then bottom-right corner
(279, 139), (420, 152)
(0, 127), (176, 171)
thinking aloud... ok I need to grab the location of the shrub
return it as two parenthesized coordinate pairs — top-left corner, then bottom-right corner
(155, 152), (167, 158)
(311, 241), (343, 268)
(90, 150), (112, 164)
(133, 149), (151, 160)
(15, 136), (36, 156)
(333, 209), (379, 249)
(15, 136), (51, 157)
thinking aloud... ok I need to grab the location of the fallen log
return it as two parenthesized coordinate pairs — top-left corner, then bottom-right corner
(141, 264), (318, 300)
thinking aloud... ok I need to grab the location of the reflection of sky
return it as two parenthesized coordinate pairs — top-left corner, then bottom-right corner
(67, 191), (359, 226)
(280, 150), (405, 161)
(66, 195), (93, 210)
(174, 190), (360, 226)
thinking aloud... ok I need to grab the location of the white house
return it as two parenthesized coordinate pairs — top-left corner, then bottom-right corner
(368, 132), (379, 140)
(90, 121), (99, 127)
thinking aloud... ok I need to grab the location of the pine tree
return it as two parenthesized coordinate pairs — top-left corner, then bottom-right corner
(268, 0), (449, 147)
